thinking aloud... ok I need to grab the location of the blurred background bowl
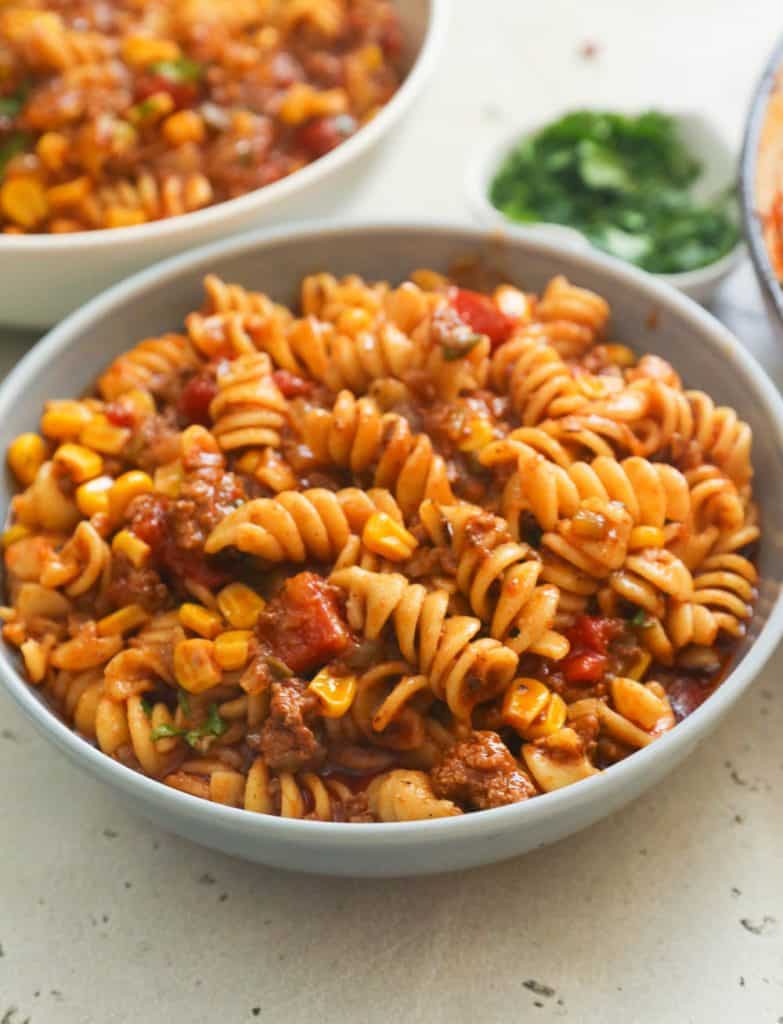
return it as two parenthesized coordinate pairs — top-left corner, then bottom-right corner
(1, 220), (782, 876)
(467, 110), (744, 304)
(0, 0), (448, 330)
(740, 35), (783, 336)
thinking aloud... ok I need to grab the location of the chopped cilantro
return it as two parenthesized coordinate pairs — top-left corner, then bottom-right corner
(489, 110), (739, 274)
(0, 132), (30, 181)
(150, 703), (227, 747)
(630, 607), (649, 628)
(442, 333), (483, 361)
(0, 83), (29, 119)
(148, 58), (204, 83)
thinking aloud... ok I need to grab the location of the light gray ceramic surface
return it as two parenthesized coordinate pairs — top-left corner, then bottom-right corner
(1, 222), (782, 877)
(0, 0), (448, 329)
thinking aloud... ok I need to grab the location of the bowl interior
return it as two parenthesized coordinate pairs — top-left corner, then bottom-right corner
(3, 223), (782, 684)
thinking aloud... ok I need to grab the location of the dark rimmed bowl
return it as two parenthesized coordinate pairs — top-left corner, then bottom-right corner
(740, 35), (783, 332)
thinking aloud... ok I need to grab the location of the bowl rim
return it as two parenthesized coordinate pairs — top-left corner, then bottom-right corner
(739, 33), (783, 324)
(2, 217), (783, 843)
(0, 0), (449, 253)
(466, 112), (746, 289)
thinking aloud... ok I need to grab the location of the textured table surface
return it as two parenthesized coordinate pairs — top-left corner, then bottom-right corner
(1, 3), (782, 1022)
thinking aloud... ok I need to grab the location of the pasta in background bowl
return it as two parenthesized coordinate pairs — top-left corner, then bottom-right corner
(0, 222), (781, 876)
(0, 0), (447, 328)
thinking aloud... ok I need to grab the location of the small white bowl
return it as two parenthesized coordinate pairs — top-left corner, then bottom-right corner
(0, 0), (448, 329)
(1, 221), (782, 876)
(466, 111), (744, 304)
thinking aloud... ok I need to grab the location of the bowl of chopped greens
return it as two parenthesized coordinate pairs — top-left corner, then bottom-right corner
(467, 110), (743, 303)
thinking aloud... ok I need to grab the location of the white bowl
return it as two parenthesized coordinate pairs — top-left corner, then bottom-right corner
(2, 221), (782, 877)
(0, 0), (448, 330)
(466, 111), (745, 304)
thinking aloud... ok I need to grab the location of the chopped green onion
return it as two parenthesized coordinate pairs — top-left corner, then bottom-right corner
(151, 703), (226, 747)
(150, 722), (181, 741)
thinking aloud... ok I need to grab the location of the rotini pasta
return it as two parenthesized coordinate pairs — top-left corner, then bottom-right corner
(2, 267), (759, 822)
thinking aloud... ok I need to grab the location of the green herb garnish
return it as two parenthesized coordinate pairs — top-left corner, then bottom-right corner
(148, 58), (204, 83)
(0, 132), (30, 181)
(150, 702), (227, 747)
(490, 110), (739, 274)
(0, 82), (30, 119)
(264, 656), (293, 680)
(630, 607), (649, 628)
(177, 690), (191, 716)
(442, 333), (483, 361)
(140, 698), (154, 716)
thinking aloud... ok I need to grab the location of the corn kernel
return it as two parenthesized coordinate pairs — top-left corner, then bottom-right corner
(7, 433), (47, 485)
(46, 176), (91, 210)
(214, 629), (252, 671)
(308, 669), (357, 718)
(41, 399), (92, 439)
(216, 582), (265, 629)
(162, 110), (205, 146)
(111, 529), (151, 569)
(359, 43), (383, 71)
(1, 524), (31, 549)
(97, 604), (149, 636)
(179, 603), (223, 639)
(122, 35), (181, 66)
(524, 692), (567, 739)
(75, 475), (113, 518)
(174, 638), (222, 694)
(362, 512), (418, 562)
(278, 83), (348, 125)
(153, 460), (183, 498)
(1, 177), (48, 229)
(107, 471), (153, 523)
(502, 678), (550, 733)
(629, 525), (665, 550)
(105, 207), (147, 228)
(79, 413), (131, 454)
(458, 418), (495, 453)
(53, 443), (103, 483)
(36, 132), (69, 172)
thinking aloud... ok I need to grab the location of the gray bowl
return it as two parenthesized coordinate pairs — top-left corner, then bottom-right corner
(1, 222), (782, 877)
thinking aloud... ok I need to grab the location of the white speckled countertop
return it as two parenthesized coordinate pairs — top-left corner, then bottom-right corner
(1, 3), (782, 1022)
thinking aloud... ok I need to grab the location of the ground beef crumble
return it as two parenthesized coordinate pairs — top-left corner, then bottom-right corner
(432, 730), (536, 810)
(255, 679), (326, 774)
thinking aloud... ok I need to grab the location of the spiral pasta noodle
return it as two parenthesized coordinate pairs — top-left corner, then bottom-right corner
(2, 267), (760, 822)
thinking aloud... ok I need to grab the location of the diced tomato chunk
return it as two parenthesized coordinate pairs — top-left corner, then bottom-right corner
(272, 369), (314, 398)
(135, 74), (199, 110)
(567, 614), (623, 655)
(257, 571), (353, 674)
(297, 114), (356, 158)
(177, 373), (217, 427)
(105, 401), (136, 428)
(561, 650), (607, 684)
(450, 287), (516, 347)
